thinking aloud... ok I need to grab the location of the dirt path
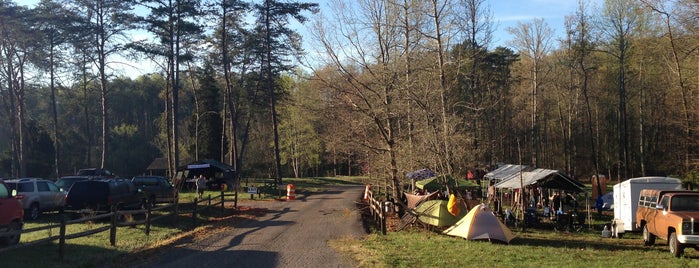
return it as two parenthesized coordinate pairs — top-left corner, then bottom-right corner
(134, 185), (367, 268)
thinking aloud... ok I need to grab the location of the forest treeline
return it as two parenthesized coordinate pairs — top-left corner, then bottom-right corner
(1, 0), (697, 194)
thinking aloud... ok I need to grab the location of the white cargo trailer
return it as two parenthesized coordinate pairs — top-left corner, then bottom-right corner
(612, 177), (681, 235)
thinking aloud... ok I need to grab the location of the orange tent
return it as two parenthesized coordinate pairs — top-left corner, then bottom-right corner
(443, 203), (515, 244)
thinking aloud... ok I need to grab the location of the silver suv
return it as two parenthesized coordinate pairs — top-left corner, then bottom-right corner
(4, 178), (66, 220)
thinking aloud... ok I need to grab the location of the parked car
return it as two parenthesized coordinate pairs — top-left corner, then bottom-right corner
(55, 176), (91, 191)
(0, 180), (23, 246)
(4, 178), (67, 220)
(64, 179), (147, 213)
(131, 176), (178, 205)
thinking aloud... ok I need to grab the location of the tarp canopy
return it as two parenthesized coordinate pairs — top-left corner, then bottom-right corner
(406, 168), (436, 180)
(415, 200), (467, 227)
(493, 168), (584, 193)
(174, 159), (236, 190)
(177, 159), (235, 174)
(405, 191), (439, 209)
(415, 176), (480, 191)
(443, 203), (515, 244)
(415, 178), (441, 191)
(484, 164), (530, 181)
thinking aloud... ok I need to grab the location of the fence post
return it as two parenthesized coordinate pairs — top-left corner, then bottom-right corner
(145, 204), (152, 236)
(372, 199), (377, 221)
(207, 194), (212, 213)
(174, 196), (179, 225)
(110, 205), (117, 246)
(234, 183), (238, 208)
(59, 209), (66, 260)
(193, 198), (198, 225)
(380, 201), (387, 235)
(221, 191), (225, 215)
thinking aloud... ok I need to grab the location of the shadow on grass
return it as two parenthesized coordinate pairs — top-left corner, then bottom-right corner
(512, 235), (642, 251)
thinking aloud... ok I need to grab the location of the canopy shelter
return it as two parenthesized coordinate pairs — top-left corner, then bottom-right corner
(174, 159), (236, 190)
(484, 164), (530, 181)
(415, 176), (480, 192)
(493, 168), (584, 193)
(415, 200), (467, 227)
(406, 168), (437, 180)
(443, 203), (515, 244)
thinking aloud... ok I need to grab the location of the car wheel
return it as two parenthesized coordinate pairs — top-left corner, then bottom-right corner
(669, 232), (684, 258)
(141, 198), (150, 210)
(2, 221), (22, 245)
(148, 196), (156, 208)
(26, 203), (40, 221)
(643, 225), (655, 246)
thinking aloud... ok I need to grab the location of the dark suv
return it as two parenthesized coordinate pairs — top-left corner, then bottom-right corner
(0, 180), (23, 246)
(4, 178), (66, 220)
(131, 176), (178, 205)
(64, 179), (147, 213)
(55, 176), (91, 191)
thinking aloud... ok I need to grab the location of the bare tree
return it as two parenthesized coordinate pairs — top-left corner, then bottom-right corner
(452, 0), (496, 166)
(68, 0), (136, 169)
(598, 0), (640, 179)
(641, 0), (696, 173)
(311, 0), (406, 201)
(0, 3), (30, 177)
(507, 18), (554, 167)
(425, 0), (459, 175)
(570, 0), (604, 196)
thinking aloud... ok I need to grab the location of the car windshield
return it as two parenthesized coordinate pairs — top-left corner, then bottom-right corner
(57, 177), (88, 189)
(133, 177), (159, 186)
(77, 169), (99, 176)
(670, 195), (699, 211)
(6, 182), (34, 192)
(0, 183), (9, 198)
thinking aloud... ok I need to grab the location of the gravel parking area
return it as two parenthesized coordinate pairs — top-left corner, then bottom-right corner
(134, 185), (367, 268)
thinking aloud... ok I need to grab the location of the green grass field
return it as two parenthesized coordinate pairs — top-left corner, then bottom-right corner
(332, 227), (699, 267)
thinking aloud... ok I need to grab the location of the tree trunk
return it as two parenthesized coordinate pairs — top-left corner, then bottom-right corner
(431, 0), (453, 175)
(49, 40), (60, 177)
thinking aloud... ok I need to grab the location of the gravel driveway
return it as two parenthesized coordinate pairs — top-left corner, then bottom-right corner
(135, 185), (367, 268)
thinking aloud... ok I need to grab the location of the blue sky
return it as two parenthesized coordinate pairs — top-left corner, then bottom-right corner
(12, 0), (602, 75)
(305, 0), (602, 52)
(14, 0), (597, 48)
(488, 0), (601, 47)
(325, 0), (600, 46)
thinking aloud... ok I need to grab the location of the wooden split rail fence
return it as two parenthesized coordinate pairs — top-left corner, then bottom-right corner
(0, 191), (239, 258)
(365, 187), (387, 235)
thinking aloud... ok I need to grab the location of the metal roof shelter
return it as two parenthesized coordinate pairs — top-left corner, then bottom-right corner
(493, 168), (584, 193)
(484, 164), (530, 181)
